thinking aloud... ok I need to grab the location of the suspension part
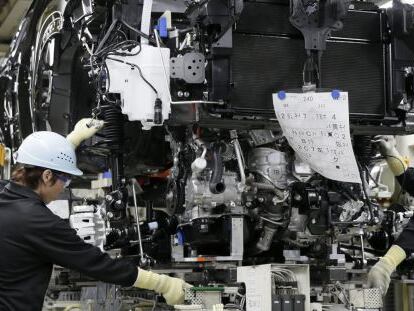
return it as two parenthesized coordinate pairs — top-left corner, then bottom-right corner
(102, 104), (125, 189)
(354, 135), (374, 165)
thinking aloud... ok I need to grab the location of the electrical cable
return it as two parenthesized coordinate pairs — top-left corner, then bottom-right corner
(120, 20), (152, 41)
(364, 164), (380, 188)
(357, 161), (375, 224)
(105, 56), (159, 96)
(95, 20), (119, 55)
(95, 40), (141, 58)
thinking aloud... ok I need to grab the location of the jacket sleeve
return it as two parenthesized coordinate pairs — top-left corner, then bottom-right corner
(396, 167), (414, 197)
(23, 205), (138, 287)
(395, 216), (414, 254)
(393, 168), (414, 253)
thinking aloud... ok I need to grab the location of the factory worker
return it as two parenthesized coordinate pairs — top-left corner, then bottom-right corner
(367, 135), (413, 295)
(0, 119), (190, 311)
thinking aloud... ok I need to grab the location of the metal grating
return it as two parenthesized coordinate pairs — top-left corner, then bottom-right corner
(349, 288), (383, 308)
(184, 288), (222, 308)
(236, 1), (382, 42)
(231, 33), (385, 116)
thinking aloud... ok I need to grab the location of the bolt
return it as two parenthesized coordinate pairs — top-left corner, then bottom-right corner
(114, 200), (124, 210)
(184, 91), (190, 98)
(258, 197), (265, 203)
(177, 91), (184, 97)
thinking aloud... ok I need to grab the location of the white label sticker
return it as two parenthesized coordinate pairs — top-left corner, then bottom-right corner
(273, 91), (361, 184)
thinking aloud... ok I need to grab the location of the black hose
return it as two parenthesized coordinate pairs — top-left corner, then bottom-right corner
(209, 145), (225, 194)
(359, 164), (375, 225)
(354, 135), (374, 165)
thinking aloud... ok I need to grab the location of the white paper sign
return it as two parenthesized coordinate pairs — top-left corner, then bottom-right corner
(273, 91), (361, 184)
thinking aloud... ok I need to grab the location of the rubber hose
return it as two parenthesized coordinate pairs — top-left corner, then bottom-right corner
(209, 145), (225, 194)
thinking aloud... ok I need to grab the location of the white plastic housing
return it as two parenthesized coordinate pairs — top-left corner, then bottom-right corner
(106, 45), (171, 129)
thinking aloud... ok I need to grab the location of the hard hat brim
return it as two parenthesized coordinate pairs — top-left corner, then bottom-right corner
(62, 167), (83, 176)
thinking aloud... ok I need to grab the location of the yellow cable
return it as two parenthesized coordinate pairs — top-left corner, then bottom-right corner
(0, 144), (5, 167)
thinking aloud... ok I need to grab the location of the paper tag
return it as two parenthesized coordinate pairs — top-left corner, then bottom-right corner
(273, 91), (361, 184)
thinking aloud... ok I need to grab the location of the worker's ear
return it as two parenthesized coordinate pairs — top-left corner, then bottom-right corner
(41, 169), (54, 186)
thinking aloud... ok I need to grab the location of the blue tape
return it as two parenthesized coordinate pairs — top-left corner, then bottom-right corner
(331, 89), (340, 100)
(158, 17), (168, 38)
(176, 230), (185, 245)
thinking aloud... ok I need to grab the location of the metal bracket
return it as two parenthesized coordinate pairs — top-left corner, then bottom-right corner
(290, 0), (350, 51)
(171, 53), (205, 83)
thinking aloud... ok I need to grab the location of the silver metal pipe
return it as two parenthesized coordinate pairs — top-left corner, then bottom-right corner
(131, 180), (145, 263)
(171, 100), (224, 105)
(233, 138), (246, 186)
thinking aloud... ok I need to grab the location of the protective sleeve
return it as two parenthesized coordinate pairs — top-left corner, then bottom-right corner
(23, 204), (138, 286)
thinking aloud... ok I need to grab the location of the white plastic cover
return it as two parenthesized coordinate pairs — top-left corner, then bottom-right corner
(106, 45), (171, 130)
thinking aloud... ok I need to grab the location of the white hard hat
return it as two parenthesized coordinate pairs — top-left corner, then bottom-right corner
(15, 131), (83, 176)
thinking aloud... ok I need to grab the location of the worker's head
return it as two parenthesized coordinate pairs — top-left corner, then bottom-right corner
(11, 165), (71, 203)
(12, 131), (83, 203)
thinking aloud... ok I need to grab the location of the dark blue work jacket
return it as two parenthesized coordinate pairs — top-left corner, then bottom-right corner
(0, 181), (137, 311)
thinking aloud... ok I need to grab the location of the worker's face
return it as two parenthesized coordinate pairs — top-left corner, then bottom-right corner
(37, 170), (66, 204)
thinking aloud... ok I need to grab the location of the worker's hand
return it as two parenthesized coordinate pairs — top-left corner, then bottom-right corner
(367, 245), (406, 296)
(66, 118), (105, 148)
(134, 268), (192, 306)
(372, 135), (407, 175)
(367, 259), (393, 296)
(158, 274), (192, 305)
(372, 135), (397, 156)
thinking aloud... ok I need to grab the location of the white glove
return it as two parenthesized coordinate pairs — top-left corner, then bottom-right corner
(372, 135), (397, 156)
(134, 268), (192, 305)
(367, 259), (393, 296)
(372, 135), (407, 176)
(66, 118), (105, 148)
(367, 245), (406, 296)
